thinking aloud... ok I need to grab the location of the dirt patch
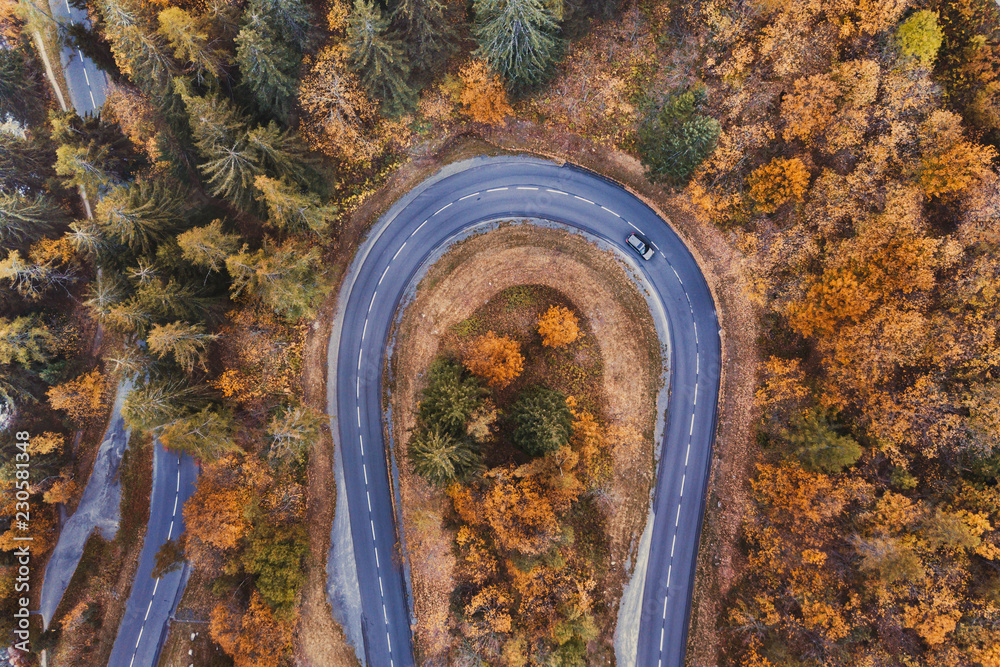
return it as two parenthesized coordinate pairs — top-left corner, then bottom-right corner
(387, 223), (662, 662)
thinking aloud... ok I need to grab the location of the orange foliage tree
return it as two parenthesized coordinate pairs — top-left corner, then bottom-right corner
(462, 331), (524, 388)
(781, 73), (840, 141)
(458, 59), (513, 125)
(47, 370), (109, 426)
(536, 305), (579, 347)
(747, 157), (810, 213)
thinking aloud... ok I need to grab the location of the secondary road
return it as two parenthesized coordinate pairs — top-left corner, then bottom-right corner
(329, 156), (721, 667)
(107, 444), (198, 667)
(45, 0), (108, 112)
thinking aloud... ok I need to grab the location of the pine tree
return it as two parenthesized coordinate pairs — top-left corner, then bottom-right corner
(0, 316), (55, 367)
(159, 407), (239, 460)
(637, 87), (721, 187)
(267, 403), (324, 466)
(254, 176), (334, 235)
(347, 0), (416, 115)
(157, 7), (227, 81)
(96, 179), (186, 254)
(226, 240), (328, 320)
(0, 192), (68, 245)
(122, 375), (207, 432)
(417, 359), (485, 435)
(235, 26), (300, 122)
(784, 410), (862, 473)
(511, 387), (573, 457)
(97, 0), (177, 99)
(249, 0), (314, 49)
(177, 220), (240, 272)
(0, 132), (57, 194)
(147, 321), (219, 372)
(54, 143), (119, 197)
(391, 0), (454, 76)
(408, 427), (480, 486)
(245, 123), (310, 187)
(0, 249), (78, 300)
(473, 0), (561, 92)
(135, 277), (217, 321)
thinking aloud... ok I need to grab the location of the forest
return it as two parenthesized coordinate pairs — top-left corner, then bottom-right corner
(0, 0), (997, 663)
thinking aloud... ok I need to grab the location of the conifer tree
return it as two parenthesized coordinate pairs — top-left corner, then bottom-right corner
(0, 316), (55, 367)
(473, 0), (561, 92)
(160, 407), (239, 460)
(0, 132), (57, 194)
(0, 192), (68, 245)
(147, 321), (219, 372)
(158, 7), (227, 81)
(511, 387), (573, 457)
(226, 240), (327, 320)
(177, 220), (240, 272)
(347, 0), (416, 115)
(267, 404), (324, 466)
(235, 26), (300, 122)
(54, 143), (119, 197)
(391, 0), (454, 76)
(96, 179), (186, 254)
(408, 427), (480, 486)
(123, 375), (207, 432)
(254, 176), (334, 235)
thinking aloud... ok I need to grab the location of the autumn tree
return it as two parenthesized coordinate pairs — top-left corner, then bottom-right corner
(152, 537), (185, 577)
(240, 521), (308, 613)
(210, 592), (294, 666)
(462, 331), (524, 388)
(46, 371), (107, 425)
(638, 87), (721, 186)
(0, 248), (79, 300)
(297, 45), (380, 161)
(781, 73), (840, 142)
(473, 0), (561, 91)
(177, 220), (240, 272)
(482, 471), (559, 554)
(457, 59), (513, 124)
(536, 305), (579, 347)
(147, 321), (218, 372)
(511, 387), (573, 456)
(895, 9), (943, 67)
(747, 157), (810, 213)
(157, 6), (226, 81)
(916, 110), (997, 199)
(183, 462), (248, 554)
(347, 0), (416, 115)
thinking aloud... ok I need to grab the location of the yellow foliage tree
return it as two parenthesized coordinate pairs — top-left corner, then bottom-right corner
(536, 305), (579, 347)
(458, 59), (513, 125)
(748, 157), (810, 213)
(47, 370), (109, 426)
(462, 331), (524, 389)
(782, 73), (840, 141)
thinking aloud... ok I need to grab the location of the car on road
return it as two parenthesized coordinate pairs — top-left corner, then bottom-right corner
(627, 233), (655, 260)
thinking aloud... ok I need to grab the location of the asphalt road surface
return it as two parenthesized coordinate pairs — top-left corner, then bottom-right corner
(107, 443), (198, 667)
(330, 156), (721, 667)
(46, 0), (108, 112)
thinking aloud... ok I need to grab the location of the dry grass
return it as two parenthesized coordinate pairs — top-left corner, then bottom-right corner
(386, 224), (662, 662)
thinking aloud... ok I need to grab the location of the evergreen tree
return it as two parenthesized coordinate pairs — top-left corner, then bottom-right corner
(783, 409), (863, 473)
(637, 87), (721, 187)
(225, 240), (327, 320)
(0, 47), (46, 127)
(510, 387), (573, 457)
(122, 375), (207, 432)
(235, 26), (300, 122)
(239, 521), (308, 613)
(417, 359), (485, 436)
(96, 0), (177, 99)
(254, 176), (334, 235)
(147, 321), (219, 372)
(249, 0), (314, 49)
(391, 0), (454, 76)
(158, 7), (227, 81)
(245, 123), (310, 187)
(347, 0), (416, 115)
(96, 179), (186, 254)
(267, 404), (324, 467)
(135, 277), (217, 322)
(0, 316), (55, 367)
(159, 407), (239, 460)
(54, 143), (119, 197)
(0, 250), (78, 300)
(177, 220), (240, 272)
(408, 427), (480, 486)
(473, 0), (561, 92)
(0, 192), (68, 245)
(0, 132), (57, 194)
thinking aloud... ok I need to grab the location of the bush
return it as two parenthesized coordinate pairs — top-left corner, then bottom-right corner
(510, 387), (573, 457)
(637, 86), (721, 187)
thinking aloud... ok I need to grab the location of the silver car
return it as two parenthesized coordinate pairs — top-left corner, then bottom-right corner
(627, 233), (655, 260)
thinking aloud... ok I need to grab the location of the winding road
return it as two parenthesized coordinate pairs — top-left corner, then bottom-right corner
(328, 156), (721, 667)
